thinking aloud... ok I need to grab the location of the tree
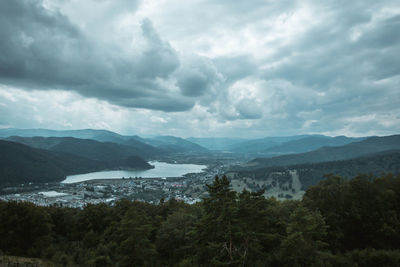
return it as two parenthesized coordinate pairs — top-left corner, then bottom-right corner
(280, 206), (328, 266)
(195, 175), (240, 265)
(116, 205), (157, 266)
(156, 208), (197, 265)
(0, 201), (53, 257)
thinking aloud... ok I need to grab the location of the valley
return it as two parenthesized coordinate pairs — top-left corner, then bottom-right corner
(1, 128), (400, 206)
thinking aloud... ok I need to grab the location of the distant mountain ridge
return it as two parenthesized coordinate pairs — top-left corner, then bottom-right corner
(247, 135), (400, 168)
(0, 128), (370, 157)
(144, 136), (209, 153)
(0, 128), (208, 155)
(230, 135), (365, 155)
(231, 135), (310, 153)
(0, 128), (127, 143)
(5, 136), (158, 161)
(186, 137), (248, 151)
(188, 135), (365, 155)
(262, 135), (365, 155)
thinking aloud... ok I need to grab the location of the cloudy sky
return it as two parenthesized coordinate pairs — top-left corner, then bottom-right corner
(0, 0), (399, 138)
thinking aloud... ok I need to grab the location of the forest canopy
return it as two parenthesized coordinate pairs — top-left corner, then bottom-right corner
(1, 173), (400, 266)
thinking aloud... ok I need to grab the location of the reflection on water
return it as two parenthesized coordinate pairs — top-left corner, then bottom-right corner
(62, 161), (206, 183)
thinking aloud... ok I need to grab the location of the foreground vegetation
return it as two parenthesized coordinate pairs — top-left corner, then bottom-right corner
(1, 174), (400, 266)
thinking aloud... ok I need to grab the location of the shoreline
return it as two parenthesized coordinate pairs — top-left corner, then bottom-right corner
(69, 176), (186, 185)
(61, 161), (207, 184)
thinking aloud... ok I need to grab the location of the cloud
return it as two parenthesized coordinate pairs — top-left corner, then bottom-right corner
(213, 55), (258, 84)
(0, 0), (399, 137)
(0, 0), (192, 112)
(235, 98), (263, 119)
(176, 56), (222, 97)
(136, 19), (180, 79)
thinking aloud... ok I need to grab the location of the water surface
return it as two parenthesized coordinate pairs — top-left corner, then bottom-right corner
(39, 191), (68, 197)
(62, 161), (206, 183)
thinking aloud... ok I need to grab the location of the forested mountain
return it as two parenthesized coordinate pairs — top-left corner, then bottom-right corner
(5, 136), (159, 160)
(2, 174), (400, 266)
(261, 135), (365, 155)
(248, 135), (400, 168)
(295, 150), (400, 189)
(146, 136), (208, 153)
(231, 135), (310, 153)
(0, 128), (208, 155)
(0, 128), (128, 143)
(49, 138), (155, 161)
(0, 128), (374, 157)
(186, 137), (248, 151)
(0, 141), (152, 186)
(187, 135), (364, 154)
(234, 150), (400, 191)
(231, 135), (365, 155)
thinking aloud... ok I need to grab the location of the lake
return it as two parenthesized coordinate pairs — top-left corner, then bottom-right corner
(62, 161), (207, 183)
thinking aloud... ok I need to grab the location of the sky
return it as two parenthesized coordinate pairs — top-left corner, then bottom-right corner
(0, 0), (399, 138)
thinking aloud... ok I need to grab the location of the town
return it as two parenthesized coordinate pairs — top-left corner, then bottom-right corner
(0, 163), (226, 208)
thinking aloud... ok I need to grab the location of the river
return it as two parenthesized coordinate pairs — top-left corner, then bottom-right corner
(62, 161), (207, 183)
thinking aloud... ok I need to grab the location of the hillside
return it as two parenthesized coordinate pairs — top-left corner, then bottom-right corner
(295, 150), (400, 189)
(0, 128), (128, 143)
(146, 136), (208, 153)
(6, 136), (159, 160)
(262, 135), (364, 154)
(247, 135), (400, 168)
(233, 150), (400, 193)
(121, 137), (162, 156)
(230, 135), (364, 155)
(0, 140), (98, 185)
(186, 137), (248, 151)
(0, 141), (152, 186)
(231, 135), (331, 154)
(49, 138), (152, 161)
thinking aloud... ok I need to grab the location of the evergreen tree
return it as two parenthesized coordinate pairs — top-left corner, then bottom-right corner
(195, 175), (240, 265)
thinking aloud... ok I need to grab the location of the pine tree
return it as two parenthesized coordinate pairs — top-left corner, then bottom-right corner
(195, 175), (240, 265)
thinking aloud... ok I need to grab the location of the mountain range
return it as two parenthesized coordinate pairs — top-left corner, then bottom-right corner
(188, 135), (365, 155)
(0, 128), (209, 156)
(0, 128), (371, 156)
(245, 135), (400, 169)
(5, 136), (160, 160)
(186, 137), (249, 151)
(1, 128), (399, 187)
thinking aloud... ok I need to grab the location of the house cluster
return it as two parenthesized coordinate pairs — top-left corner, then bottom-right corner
(0, 162), (227, 207)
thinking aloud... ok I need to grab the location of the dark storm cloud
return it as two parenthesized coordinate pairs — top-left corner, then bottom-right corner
(177, 70), (210, 97)
(0, 0), (193, 112)
(362, 14), (400, 48)
(176, 57), (221, 97)
(137, 19), (180, 79)
(0, 0), (80, 81)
